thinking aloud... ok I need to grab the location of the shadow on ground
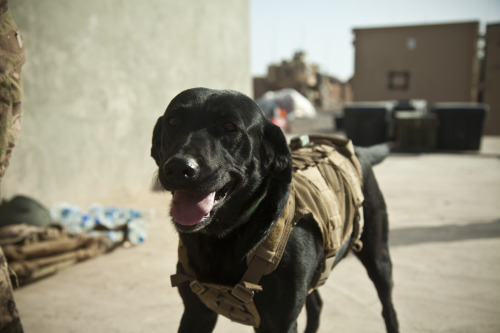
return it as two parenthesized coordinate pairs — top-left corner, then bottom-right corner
(390, 219), (500, 247)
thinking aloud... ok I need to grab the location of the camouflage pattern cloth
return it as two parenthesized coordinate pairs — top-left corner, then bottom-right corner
(0, 247), (22, 333)
(0, 0), (24, 190)
(0, 1), (24, 332)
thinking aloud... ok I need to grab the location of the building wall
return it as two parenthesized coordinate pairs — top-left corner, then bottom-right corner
(253, 77), (268, 100)
(266, 51), (319, 100)
(483, 23), (500, 135)
(253, 51), (351, 110)
(3, 0), (251, 208)
(352, 22), (480, 105)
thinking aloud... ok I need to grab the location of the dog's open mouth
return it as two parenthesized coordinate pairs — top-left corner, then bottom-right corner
(171, 181), (235, 227)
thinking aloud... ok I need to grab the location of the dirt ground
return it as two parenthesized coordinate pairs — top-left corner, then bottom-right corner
(13, 133), (500, 333)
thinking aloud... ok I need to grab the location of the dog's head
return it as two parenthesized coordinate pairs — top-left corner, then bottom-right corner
(151, 88), (291, 235)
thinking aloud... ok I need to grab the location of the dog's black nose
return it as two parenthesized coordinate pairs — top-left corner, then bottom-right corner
(163, 156), (200, 183)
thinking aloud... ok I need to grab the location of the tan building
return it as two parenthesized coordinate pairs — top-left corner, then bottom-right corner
(319, 75), (353, 110)
(266, 51), (320, 104)
(352, 22), (481, 106)
(483, 23), (500, 135)
(253, 51), (352, 109)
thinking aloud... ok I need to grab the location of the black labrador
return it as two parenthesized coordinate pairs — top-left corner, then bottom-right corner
(151, 88), (399, 333)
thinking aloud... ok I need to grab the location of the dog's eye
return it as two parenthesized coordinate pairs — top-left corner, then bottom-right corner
(168, 117), (179, 127)
(223, 122), (237, 132)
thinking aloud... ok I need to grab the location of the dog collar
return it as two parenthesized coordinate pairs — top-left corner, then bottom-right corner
(233, 189), (267, 228)
(196, 189), (267, 235)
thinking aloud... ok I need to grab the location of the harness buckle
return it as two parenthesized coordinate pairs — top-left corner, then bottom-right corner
(189, 280), (207, 295)
(231, 283), (255, 303)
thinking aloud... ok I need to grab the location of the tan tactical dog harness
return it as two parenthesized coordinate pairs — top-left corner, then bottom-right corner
(171, 135), (364, 327)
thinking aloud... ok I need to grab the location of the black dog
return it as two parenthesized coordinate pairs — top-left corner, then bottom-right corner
(151, 88), (399, 333)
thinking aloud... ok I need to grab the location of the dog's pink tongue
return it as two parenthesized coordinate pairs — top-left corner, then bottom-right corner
(171, 191), (216, 226)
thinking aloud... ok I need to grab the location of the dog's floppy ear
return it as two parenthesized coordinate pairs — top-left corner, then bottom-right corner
(151, 116), (163, 167)
(262, 121), (292, 184)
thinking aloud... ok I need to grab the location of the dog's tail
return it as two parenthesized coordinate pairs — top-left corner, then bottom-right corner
(354, 143), (390, 167)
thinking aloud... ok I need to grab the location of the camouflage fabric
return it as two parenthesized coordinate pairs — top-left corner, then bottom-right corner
(0, 224), (119, 286)
(0, 247), (22, 333)
(0, 1), (24, 331)
(0, 0), (25, 190)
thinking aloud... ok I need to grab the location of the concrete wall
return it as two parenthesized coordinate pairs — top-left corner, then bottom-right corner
(352, 22), (480, 105)
(3, 0), (251, 208)
(483, 23), (500, 136)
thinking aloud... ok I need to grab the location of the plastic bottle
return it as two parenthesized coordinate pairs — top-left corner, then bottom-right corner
(51, 203), (149, 245)
(127, 215), (148, 245)
(50, 203), (83, 232)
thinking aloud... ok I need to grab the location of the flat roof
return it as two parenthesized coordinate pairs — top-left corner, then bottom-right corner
(353, 20), (479, 33)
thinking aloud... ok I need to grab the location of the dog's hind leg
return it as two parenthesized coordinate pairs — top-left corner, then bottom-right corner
(356, 242), (399, 333)
(356, 168), (399, 333)
(304, 289), (322, 333)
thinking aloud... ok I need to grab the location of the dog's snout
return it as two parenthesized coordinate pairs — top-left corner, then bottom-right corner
(163, 156), (200, 183)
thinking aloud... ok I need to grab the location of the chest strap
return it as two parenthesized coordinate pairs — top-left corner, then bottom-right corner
(170, 191), (296, 328)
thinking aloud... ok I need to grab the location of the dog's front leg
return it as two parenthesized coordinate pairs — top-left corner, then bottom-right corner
(254, 291), (302, 333)
(177, 281), (218, 333)
(255, 318), (299, 333)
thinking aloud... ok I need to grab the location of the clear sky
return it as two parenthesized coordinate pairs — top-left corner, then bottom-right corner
(250, 0), (500, 81)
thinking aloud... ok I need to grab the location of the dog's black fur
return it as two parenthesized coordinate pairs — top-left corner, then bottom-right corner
(151, 88), (399, 333)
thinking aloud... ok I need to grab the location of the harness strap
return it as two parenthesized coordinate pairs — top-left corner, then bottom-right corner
(323, 142), (364, 253)
(245, 191), (295, 275)
(291, 135), (365, 289)
(170, 245), (263, 327)
(170, 189), (296, 328)
(296, 166), (342, 255)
